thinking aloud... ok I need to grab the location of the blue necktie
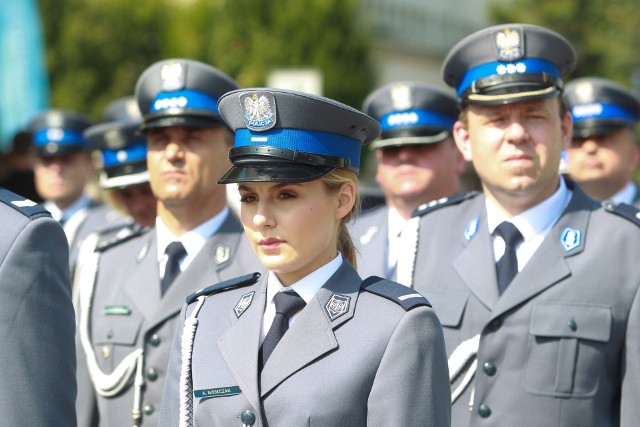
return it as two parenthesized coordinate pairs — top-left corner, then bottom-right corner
(495, 221), (523, 294)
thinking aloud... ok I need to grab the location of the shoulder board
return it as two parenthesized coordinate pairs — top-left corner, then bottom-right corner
(0, 187), (50, 219)
(412, 191), (480, 218)
(602, 200), (640, 227)
(361, 276), (431, 311)
(186, 272), (261, 304)
(95, 224), (148, 252)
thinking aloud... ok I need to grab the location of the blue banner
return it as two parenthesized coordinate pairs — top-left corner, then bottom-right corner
(0, 0), (50, 152)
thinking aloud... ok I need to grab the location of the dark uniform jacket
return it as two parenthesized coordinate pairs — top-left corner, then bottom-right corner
(159, 261), (451, 427)
(0, 188), (76, 426)
(411, 179), (640, 427)
(76, 212), (263, 427)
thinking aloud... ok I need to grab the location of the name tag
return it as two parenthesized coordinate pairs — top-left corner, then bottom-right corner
(194, 386), (241, 399)
(102, 305), (131, 315)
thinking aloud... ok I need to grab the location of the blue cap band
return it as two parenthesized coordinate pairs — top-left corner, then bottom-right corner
(457, 58), (561, 97)
(101, 143), (147, 167)
(235, 128), (362, 169)
(150, 89), (219, 114)
(571, 102), (637, 124)
(33, 129), (85, 147)
(379, 109), (456, 132)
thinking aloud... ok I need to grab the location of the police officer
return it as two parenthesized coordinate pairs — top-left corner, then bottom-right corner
(76, 59), (264, 427)
(565, 77), (640, 207)
(351, 81), (465, 281)
(0, 187), (76, 426)
(158, 88), (450, 426)
(85, 97), (156, 228)
(74, 97), (155, 427)
(400, 24), (640, 426)
(28, 109), (123, 268)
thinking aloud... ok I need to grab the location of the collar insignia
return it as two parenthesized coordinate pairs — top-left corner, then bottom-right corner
(325, 293), (351, 321)
(136, 242), (149, 262)
(233, 291), (255, 318)
(560, 227), (581, 252)
(464, 216), (480, 241)
(214, 243), (231, 265)
(359, 225), (378, 245)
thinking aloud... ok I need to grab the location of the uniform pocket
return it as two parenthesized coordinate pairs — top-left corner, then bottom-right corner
(524, 302), (611, 397)
(426, 291), (469, 328)
(92, 315), (143, 373)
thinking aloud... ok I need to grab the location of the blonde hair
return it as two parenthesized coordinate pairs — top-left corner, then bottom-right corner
(321, 169), (360, 269)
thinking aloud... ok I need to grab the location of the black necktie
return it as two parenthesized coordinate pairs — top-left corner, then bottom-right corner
(260, 290), (306, 369)
(161, 241), (186, 295)
(495, 221), (523, 294)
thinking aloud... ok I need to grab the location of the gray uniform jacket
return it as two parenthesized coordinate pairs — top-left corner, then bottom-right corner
(0, 188), (76, 426)
(159, 261), (451, 427)
(350, 205), (390, 279)
(411, 179), (640, 427)
(76, 212), (263, 427)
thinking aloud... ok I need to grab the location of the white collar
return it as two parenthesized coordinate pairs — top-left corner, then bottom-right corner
(266, 253), (344, 305)
(44, 194), (91, 223)
(486, 177), (572, 242)
(609, 181), (638, 205)
(155, 207), (229, 262)
(387, 207), (407, 239)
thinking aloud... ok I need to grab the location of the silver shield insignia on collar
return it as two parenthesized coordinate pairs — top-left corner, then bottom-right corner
(214, 243), (231, 265)
(325, 293), (351, 321)
(233, 291), (255, 318)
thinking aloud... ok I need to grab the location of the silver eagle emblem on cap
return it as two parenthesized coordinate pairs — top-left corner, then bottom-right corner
(495, 27), (524, 61)
(241, 92), (276, 131)
(390, 82), (413, 111)
(160, 62), (185, 91)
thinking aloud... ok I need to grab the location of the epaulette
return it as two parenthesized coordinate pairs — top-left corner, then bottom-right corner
(186, 272), (261, 304)
(602, 200), (640, 227)
(0, 187), (50, 219)
(95, 224), (148, 252)
(361, 276), (431, 311)
(412, 191), (480, 218)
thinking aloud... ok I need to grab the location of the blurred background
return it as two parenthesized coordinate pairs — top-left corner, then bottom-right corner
(2, 0), (640, 187)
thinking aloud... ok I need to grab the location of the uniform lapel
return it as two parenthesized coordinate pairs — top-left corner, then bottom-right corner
(490, 187), (591, 320)
(217, 279), (267, 415)
(122, 232), (160, 322)
(452, 200), (500, 310)
(152, 214), (245, 325)
(355, 207), (388, 278)
(260, 262), (361, 397)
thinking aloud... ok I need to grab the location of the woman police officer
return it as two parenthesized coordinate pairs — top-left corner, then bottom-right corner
(159, 88), (450, 427)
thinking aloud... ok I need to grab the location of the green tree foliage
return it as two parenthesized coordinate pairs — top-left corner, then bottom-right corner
(490, 0), (640, 86)
(38, 0), (374, 119)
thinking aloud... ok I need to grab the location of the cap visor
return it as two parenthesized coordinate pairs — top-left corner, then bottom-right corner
(218, 161), (334, 184)
(139, 115), (225, 132)
(371, 131), (451, 150)
(465, 86), (559, 105)
(100, 171), (150, 189)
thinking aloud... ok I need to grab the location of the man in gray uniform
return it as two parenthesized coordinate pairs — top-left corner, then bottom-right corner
(0, 187), (76, 426)
(76, 59), (264, 427)
(565, 77), (640, 207)
(352, 82), (465, 281)
(401, 24), (640, 426)
(28, 109), (123, 268)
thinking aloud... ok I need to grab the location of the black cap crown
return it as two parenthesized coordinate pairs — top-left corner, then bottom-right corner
(135, 59), (239, 131)
(362, 81), (458, 148)
(28, 109), (94, 156)
(217, 88), (380, 183)
(565, 77), (640, 138)
(442, 23), (576, 105)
